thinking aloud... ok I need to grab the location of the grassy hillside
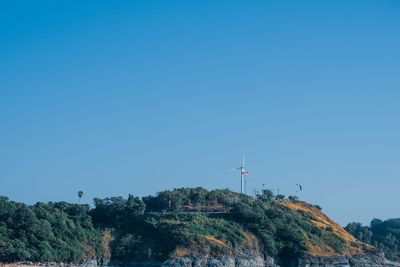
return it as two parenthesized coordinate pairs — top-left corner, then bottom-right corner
(0, 188), (373, 264)
(283, 200), (372, 257)
(90, 188), (372, 263)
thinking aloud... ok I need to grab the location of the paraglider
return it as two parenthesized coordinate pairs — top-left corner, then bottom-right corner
(78, 191), (83, 204)
(294, 184), (303, 196)
(296, 184), (303, 191)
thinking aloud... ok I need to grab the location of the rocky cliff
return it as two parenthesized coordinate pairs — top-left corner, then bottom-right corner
(8, 251), (400, 267)
(161, 252), (400, 267)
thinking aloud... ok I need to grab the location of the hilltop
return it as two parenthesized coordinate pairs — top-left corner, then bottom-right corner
(0, 188), (380, 266)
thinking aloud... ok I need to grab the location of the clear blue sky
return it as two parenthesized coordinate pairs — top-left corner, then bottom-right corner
(1, 1), (399, 226)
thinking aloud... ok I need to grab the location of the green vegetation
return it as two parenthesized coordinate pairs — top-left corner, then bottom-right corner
(0, 188), (354, 264)
(0, 196), (103, 263)
(91, 188), (311, 262)
(87, 188), (347, 263)
(346, 218), (400, 262)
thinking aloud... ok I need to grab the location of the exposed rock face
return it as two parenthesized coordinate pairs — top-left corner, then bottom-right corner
(160, 249), (272, 267)
(161, 255), (269, 267)
(298, 255), (350, 267)
(298, 252), (400, 267)
(160, 252), (400, 267)
(8, 252), (400, 267)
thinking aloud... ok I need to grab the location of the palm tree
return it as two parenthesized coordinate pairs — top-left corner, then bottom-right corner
(78, 191), (83, 204)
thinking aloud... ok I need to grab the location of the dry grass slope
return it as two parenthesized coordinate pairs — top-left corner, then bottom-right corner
(172, 230), (258, 258)
(242, 231), (258, 249)
(205, 235), (230, 248)
(102, 231), (114, 258)
(282, 200), (372, 257)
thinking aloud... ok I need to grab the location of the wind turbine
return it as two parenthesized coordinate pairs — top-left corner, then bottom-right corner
(231, 155), (250, 194)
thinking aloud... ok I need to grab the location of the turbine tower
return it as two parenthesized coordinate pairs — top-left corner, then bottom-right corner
(231, 155), (250, 194)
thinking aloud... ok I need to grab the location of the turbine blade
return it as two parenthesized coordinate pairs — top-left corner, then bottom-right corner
(242, 154), (245, 167)
(230, 167), (241, 171)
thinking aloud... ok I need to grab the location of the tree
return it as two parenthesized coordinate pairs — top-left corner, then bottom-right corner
(370, 218), (383, 228)
(345, 223), (357, 235)
(276, 194), (285, 202)
(260, 189), (273, 201)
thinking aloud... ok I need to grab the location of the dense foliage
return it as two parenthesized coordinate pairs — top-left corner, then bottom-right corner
(0, 196), (103, 263)
(0, 187), (351, 264)
(346, 218), (400, 262)
(91, 188), (343, 263)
